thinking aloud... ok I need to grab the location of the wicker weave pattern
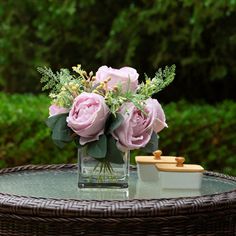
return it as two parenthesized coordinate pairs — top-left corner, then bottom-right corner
(0, 164), (235, 235)
(1, 191), (235, 218)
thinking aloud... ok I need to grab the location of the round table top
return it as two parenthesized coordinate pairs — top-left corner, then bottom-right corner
(0, 164), (235, 200)
(0, 164), (235, 235)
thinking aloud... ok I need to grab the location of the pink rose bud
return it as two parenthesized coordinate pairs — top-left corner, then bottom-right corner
(95, 65), (139, 93)
(67, 92), (110, 145)
(49, 104), (69, 117)
(112, 99), (167, 151)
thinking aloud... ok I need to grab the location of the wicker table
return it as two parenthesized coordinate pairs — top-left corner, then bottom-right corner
(0, 164), (235, 236)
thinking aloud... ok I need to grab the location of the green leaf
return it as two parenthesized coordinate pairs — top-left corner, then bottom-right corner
(87, 134), (107, 158)
(46, 113), (73, 148)
(45, 113), (67, 129)
(106, 113), (124, 134)
(106, 136), (124, 164)
(74, 136), (84, 148)
(141, 132), (159, 153)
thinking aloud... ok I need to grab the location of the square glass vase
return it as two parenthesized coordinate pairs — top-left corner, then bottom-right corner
(78, 148), (130, 188)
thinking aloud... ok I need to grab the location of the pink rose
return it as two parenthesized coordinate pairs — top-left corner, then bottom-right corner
(95, 66), (139, 93)
(112, 99), (167, 151)
(67, 92), (110, 145)
(145, 98), (168, 133)
(49, 104), (69, 117)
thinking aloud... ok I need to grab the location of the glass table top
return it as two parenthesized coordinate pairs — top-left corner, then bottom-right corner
(0, 169), (235, 200)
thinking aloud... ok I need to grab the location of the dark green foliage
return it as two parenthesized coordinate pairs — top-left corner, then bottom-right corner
(87, 134), (107, 158)
(106, 136), (124, 164)
(106, 114), (124, 134)
(1, 1), (236, 102)
(0, 0), (126, 93)
(0, 93), (76, 167)
(160, 100), (236, 176)
(46, 113), (73, 148)
(0, 93), (235, 176)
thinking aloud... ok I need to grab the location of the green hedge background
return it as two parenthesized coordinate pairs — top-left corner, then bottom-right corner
(0, 93), (235, 175)
(1, 0), (236, 102)
(0, 1), (236, 174)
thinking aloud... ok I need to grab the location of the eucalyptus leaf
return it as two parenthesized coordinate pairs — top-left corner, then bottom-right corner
(106, 136), (124, 164)
(53, 140), (67, 149)
(46, 113), (68, 129)
(107, 113), (124, 133)
(74, 136), (84, 148)
(141, 132), (159, 153)
(46, 113), (73, 148)
(87, 134), (107, 158)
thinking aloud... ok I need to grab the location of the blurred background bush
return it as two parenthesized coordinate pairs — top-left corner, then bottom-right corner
(0, 0), (235, 174)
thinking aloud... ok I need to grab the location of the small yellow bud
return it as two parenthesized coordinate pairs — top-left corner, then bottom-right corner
(72, 64), (82, 73)
(96, 85), (103, 90)
(113, 86), (118, 92)
(49, 93), (56, 98)
(146, 79), (151, 85)
(72, 92), (78, 97)
(89, 71), (93, 77)
(61, 86), (66, 91)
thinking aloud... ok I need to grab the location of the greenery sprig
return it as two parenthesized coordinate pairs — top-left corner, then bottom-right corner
(104, 88), (146, 115)
(38, 64), (175, 114)
(37, 64), (95, 108)
(137, 64), (176, 99)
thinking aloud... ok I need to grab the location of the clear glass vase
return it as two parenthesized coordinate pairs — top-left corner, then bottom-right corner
(78, 147), (130, 188)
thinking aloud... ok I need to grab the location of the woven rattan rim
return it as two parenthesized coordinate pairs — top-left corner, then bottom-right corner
(0, 164), (235, 218)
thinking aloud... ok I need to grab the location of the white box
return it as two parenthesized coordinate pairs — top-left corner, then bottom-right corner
(136, 155), (176, 182)
(159, 171), (203, 189)
(156, 161), (204, 190)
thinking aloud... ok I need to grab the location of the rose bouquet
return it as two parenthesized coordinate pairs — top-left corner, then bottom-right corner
(38, 64), (175, 188)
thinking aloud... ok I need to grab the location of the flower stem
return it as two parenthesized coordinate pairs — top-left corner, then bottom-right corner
(93, 159), (115, 182)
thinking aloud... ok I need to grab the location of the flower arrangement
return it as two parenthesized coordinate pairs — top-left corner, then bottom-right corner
(38, 64), (175, 155)
(38, 64), (175, 187)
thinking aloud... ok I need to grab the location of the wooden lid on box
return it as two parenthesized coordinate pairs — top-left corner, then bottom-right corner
(135, 156), (177, 164)
(135, 150), (177, 164)
(155, 157), (204, 172)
